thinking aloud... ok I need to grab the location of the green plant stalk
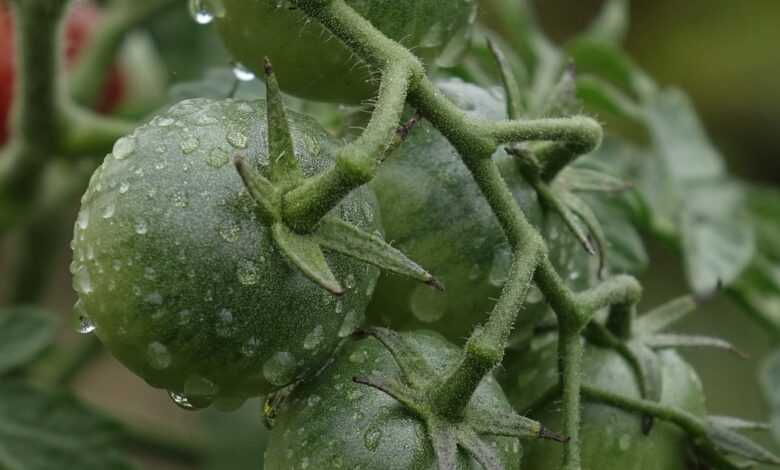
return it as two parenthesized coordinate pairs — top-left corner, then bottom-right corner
(0, 0), (68, 230)
(68, 0), (178, 108)
(290, 2), (643, 468)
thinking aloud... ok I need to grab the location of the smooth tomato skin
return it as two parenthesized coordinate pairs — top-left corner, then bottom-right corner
(367, 79), (595, 342)
(71, 98), (380, 402)
(215, 0), (477, 104)
(0, 1), (124, 145)
(264, 330), (520, 469)
(513, 344), (706, 470)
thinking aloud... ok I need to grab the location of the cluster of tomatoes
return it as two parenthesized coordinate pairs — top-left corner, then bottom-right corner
(68, 1), (708, 468)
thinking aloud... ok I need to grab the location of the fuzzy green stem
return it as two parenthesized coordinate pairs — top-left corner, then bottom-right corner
(0, 0), (68, 231)
(283, 64), (410, 232)
(290, 3), (639, 467)
(558, 331), (584, 470)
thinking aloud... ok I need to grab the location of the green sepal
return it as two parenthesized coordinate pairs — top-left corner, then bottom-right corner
(234, 157), (280, 224)
(470, 411), (566, 442)
(355, 327), (434, 387)
(271, 223), (344, 295)
(541, 185), (596, 256)
(633, 296), (697, 335)
(705, 421), (780, 465)
(314, 217), (441, 290)
(487, 39), (524, 120)
(263, 57), (303, 188)
(708, 416), (771, 432)
(560, 190), (609, 277)
(456, 425), (502, 470)
(646, 334), (746, 358)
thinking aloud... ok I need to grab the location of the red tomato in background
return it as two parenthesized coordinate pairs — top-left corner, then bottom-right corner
(0, 1), (125, 145)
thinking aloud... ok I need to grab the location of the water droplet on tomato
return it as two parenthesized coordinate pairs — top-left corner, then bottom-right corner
(232, 63), (255, 82)
(113, 136), (136, 160)
(303, 325), (324, 350)
(147, 342), (172, 370)
(135, 221), (148, 235)
(180, 136), (200, 154)
(364, 427), (382, 451)
(188, 0), (214, 24)
(409, 284), (446, 323)
(226, 129), (248, 149)
(263, 352), (297, 386)
(237, 259), (259, 286)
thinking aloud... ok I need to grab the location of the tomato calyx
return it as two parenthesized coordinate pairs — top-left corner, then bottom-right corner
(352, 327), (565, 470)
(235, 58), (439, 295)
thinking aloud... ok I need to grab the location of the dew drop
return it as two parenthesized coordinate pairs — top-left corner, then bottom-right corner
(307, 394), (322, 408)
(303, 325), (324, 350)
(226, 129), (248, 149)
(113, 136), (136, 160)
(73, 265), (94, 295)
(206, 147), (230, 168)
(263, 352), (297, 386)
(241, 337), (260, 356)
(216, 308), (234, 337)
(364, 427), (382, 452)
(76, 209), (90, 230)
(232, 62), (256, 82)
(237, 259), (259, 286)
(188, 0), (214, 24)
(618, 434), (631, 451)
(184, 375), (219, 398)
(527, 286), (544, 304)
(74, 300), (96, 334)
(338, 309), (364, 337)
(348, 350), (367, 364)
(135, 221), (148, 235)
(345, 273), (356, 290)
(169, 391), (195, 410)
(180, 136), (200, 154)
(489, 245), (512, 287)
(172, 190), (188, 208)
(219, 222), (240, 242)
(409, 285), (446, 323)
(147, 342), (172, 370)
(157, 116), (175, 127)
(119, 181), (130, 194)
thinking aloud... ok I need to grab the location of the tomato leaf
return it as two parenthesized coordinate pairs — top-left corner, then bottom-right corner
(582, 0), (630, 44)
(0, 306), (59, 375)
(645, 334), (745, 358)
(705, 421), (780, 465)
(0, 381), (132, 470)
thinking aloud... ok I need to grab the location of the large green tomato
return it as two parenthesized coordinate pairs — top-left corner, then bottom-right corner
(214, 0), (478, 103)
(264, 330), (520, 469)
(510, 342), (706, 470)
(367, 79), (596, 342)
(71, 98), (380, 407)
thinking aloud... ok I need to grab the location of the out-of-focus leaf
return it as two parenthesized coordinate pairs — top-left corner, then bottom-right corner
(706, 421), (780, 465)
(644, 89), (725, 181)
(576, 75), (643, 121)
(680, 181), (755, 295)
(0, 306), (59, 375)
(566, 39), (655, 99)
(729, 258), (780, 337)
(0, 381), (132, 469)
(708, 416), (771, 432)
(202, 399), (269, 470)
(582, 0), (630, 44)
(645, 334), (745, 357)
(760, 350), (780, 447)
(634, 296), (696, 335)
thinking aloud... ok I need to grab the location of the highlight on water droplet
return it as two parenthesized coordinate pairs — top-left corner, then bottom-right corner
(168, 391), (198, 410)
(113, 135), (136, 160)
(232, 62), (256, 82)
(74, 300), (96, 334)
(188, 0), (214, 24)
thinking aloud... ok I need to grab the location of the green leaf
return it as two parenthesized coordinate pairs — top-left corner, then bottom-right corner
(271, 223), (344, 295)
(634, 296), (696, 335)
(314, 217), (440, 289)
(234, 158), (280, 224)
(487, 39), (524, 120)
(0, 381), (132, 470)
(681, 181), (755, 295)
(0, 306), (59, 375)
(643, 89), (725, 181)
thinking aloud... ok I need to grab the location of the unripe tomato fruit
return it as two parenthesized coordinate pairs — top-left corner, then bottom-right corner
(71, 98), (380, 407)
(0, 1), (124, 145)
(214, 0), (478, 104)
(512, 343), (706, 470)
(367, 79), (596, 342)
(265, 330), (520, 469)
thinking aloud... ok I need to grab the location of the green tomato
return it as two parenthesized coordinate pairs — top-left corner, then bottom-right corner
(70, 98), (380, 407)
(264, 330), (520, 469)
(511, 342), (706, 470)
(214, 0), (477, 104)
(367, 79), (596, 342)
